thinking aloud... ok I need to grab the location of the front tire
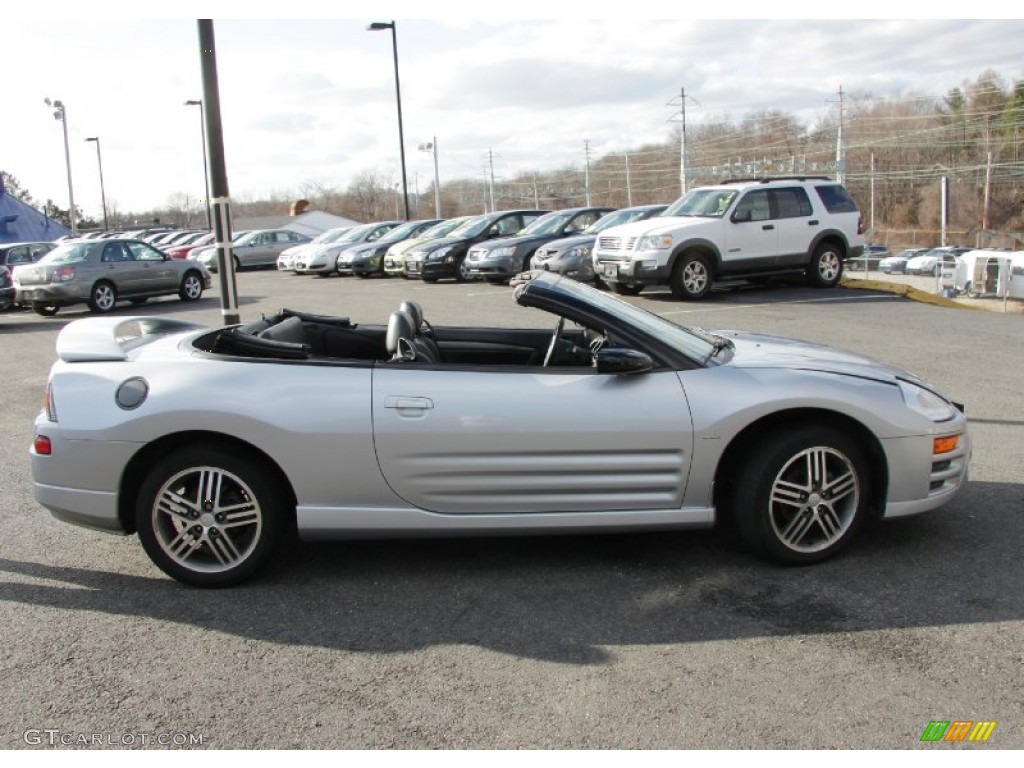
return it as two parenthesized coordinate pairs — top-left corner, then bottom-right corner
(732, 426), (869, 564)
(135, 446), (288, 587)
(88, 281), (117, 313)
(807, 242), (844, 287)
(610, 282), (644, 296)
(179, 271), (204, 302)
(669, 253), (712, 299)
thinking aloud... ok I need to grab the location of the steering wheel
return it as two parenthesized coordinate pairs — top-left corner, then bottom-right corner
(543, 316), (566, 367)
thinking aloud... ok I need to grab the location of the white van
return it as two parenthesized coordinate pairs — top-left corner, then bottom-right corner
(953, 250), (1012, 297)
(1009, 253), (1024, 300)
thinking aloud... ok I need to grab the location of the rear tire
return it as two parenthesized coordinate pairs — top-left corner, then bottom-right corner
(33, 303), (60, 317)
(88, 281), (117, 313)
(610, 282), (644, 296)
(807, 242), (844, 287)
(135, 445), (288, 588)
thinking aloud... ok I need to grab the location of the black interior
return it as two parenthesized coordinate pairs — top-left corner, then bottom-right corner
(197, 307), (598, 368)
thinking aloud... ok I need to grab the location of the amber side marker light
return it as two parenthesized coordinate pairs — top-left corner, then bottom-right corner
(934, 436), (959, 455)
(34, 435), (52, 455)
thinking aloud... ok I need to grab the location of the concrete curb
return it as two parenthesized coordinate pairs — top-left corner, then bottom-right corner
(839, 277), (974, 310)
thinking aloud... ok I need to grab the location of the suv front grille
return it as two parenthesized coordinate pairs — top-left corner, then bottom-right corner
(597, 236), (637, 252)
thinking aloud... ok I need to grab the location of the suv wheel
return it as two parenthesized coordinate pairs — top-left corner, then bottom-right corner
(669, 253), (712, 300)
(610, 282), (643, 296)
(807, 242), (843, 287)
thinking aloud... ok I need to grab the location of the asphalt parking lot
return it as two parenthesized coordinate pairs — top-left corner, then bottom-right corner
(1, 268), (1022, 749)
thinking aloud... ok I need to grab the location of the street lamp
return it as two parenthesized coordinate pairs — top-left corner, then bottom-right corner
(418, 137), (441, 218)
(43, 97), (77, 237)
(184, 99), (213, 229)
(367, 20), (409, 221)
(84, 137), (109, 231)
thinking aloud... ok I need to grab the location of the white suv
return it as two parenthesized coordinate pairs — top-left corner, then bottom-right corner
(592, 177), (865, 299)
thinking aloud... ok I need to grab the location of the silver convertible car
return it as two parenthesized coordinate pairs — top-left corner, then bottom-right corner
(30, 272), (970, 587)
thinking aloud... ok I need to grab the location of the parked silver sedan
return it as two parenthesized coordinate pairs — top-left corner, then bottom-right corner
(31, 272), (969, 586)
(13, 238), (211, 316)
(195, 229), (310, 272)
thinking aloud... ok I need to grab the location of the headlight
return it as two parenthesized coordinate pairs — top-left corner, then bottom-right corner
(427, 246), (452, 261)
(491, 246), (516, 258)
(637, 235), (673, 251)
(565, 245), (590, 260)
(898, 380), (957, 422)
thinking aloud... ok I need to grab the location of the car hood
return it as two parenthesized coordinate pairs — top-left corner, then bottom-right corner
(478, 233), (556, 251)
(340, 242), (380, 258)
(536, 234), (595, 253)
(718, 330), (928, 387)
(417, 236), (464, 250)
(601, 216), (701, 239)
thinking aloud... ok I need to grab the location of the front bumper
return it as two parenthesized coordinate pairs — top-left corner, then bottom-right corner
(594, 256), (669, 285)
(415, 258), (459, 281)
(880, 426), (971, 518)
(295, 259), (336, 275)
(465, 251), (520, 279)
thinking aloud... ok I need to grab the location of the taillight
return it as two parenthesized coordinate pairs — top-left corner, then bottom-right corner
(44, 382), (58, 421)
(54, 266), (76, 282)
(33, 435), (52, 455)
(857, 215), (864, 235)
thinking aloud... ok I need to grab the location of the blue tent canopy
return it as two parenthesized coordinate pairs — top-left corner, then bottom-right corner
(0, 174), (70, 244)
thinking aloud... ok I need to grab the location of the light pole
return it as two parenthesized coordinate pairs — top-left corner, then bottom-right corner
(418, 137), (440, 218)
(368, 20), (409, 221)
(184, 99), (213, 229)
(44, 98), (77, 237)
(84, 137), (109, 231)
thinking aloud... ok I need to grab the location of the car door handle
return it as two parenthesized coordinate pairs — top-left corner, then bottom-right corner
(385, 396), (434, 411)
(808, 220), (819, 226)
(762, 224), (775, 230)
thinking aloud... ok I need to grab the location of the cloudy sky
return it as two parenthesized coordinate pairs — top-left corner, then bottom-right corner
(4, 6), (1022, 220)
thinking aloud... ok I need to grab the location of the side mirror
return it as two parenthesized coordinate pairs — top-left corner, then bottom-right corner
(595, 347), (654, 375)
(731, 209), (751, 223)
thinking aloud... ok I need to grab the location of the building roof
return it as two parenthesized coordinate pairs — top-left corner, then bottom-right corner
(232, 210), (359, 237)
(0, 176), (71, 244)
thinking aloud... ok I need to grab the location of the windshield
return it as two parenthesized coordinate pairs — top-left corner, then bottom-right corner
(663, 188), (738, 218)
(520, 211), (573, 236)
(418, 217), (470, 240)
(447, 215), (492, 239)
(378, 220), (431, 243)
(526, 274), (716, 362)
(39, 243), (92, 265)
(585, 207), (663, 234)
(312, 227), (352, 244)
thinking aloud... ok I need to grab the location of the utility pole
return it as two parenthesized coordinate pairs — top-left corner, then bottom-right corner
(679, 88), (687, 194)
(835, 85), (846, 185)
(870, 152), (875, 231)
(624, 151), (633, 207)
(584, 140), (592, 205)
(487, 148), (496, 212)
(197, 19), (240, 325)
(669, 88), (698, 194)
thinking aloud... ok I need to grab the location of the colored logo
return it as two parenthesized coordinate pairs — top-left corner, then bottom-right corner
(920, 721), (996, 742)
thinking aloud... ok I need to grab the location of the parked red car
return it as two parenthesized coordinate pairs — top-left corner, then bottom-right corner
(165, 232), (214, 260)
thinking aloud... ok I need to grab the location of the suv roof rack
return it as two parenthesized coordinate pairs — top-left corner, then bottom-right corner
(719, 176), (833, 185)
